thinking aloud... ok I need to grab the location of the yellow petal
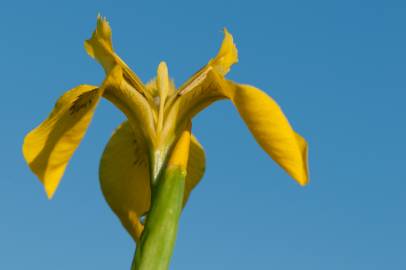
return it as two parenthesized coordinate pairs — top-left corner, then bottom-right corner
(84, 15), (115, 72)
(157, 61), (170, 102)
(167, 121), (191, 171)
(156, 62), (171, 131)
(209, 28), (238, 75)
(184, 134), (206, 204)
(99, 121), (205, 242)
(85, 16), (150, 101)
(171, 71), (226, 133)
(178, 28), (238, 96)
(102, 66), (156, 144)
(22, 85), (102, 198)
(225, 82), (309, 186)
(168, 30), (238, 131)
(162, 30), (238, 141)
(99, 121), (149, 242)
(174, 66), (309, 185)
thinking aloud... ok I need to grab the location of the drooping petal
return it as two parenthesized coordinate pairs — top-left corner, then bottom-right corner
(184, 135), (206, 204)
(169, 27), (308, 185)
(99, 121), (149, 242)
(174, 64), (309, 185)
(224, 82), (309, 186)
(22, 85), (102, 198)
(99, 121), (205, 242)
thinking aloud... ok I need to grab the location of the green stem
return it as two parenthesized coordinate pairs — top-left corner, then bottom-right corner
(131, 167), (186, 270)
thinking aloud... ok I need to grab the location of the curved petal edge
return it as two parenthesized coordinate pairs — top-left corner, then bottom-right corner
(22, 85), (102, 198)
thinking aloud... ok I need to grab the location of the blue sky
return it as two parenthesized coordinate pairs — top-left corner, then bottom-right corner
(1, 0), (405, 269)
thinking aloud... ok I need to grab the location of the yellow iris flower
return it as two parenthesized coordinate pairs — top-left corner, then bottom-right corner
(22, 16), (309, 245)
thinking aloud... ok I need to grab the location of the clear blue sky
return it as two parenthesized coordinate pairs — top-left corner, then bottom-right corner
(1, 0), (405, 269)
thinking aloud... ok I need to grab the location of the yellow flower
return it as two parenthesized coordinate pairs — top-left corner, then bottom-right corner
(22, 16), (309, 243)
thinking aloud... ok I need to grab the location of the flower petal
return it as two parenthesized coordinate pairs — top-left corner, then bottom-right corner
(174, 66), (309, 185)
(225, 81), (309, 186)
(184, 135), (206, 204)
(99, 121), (205, 242)
(85, 16), (151, 101)
(209, 28), (238, 76)
(22, 85), (102, 198)
(84, 15), (115, 72)
(178, 28), (238, 96)
(99, 121), (149, 242)
(102, 66), (156, 145)
(168, 29), (238, 127)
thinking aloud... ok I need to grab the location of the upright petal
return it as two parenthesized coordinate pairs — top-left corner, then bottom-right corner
(85, 16), (151, 101)
(177, 28), (238, 96)
(84, 15), (115, 72)
(167, 29), (238, 129)
(224, 81), (309, 186)
(99, 121), (205, 242)
(22, 85), (102, 198)
(209, 28), (238, 76)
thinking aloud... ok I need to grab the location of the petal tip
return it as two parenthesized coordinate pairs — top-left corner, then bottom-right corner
(212, 28), (239, 75)
(45, 185), (56, 200)
(84, 15), (114, 71)
(297, 176), (310, 187)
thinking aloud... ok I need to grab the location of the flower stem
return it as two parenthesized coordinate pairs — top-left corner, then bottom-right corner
(132, 126), (191, 270)
(132, 168), (185, 270)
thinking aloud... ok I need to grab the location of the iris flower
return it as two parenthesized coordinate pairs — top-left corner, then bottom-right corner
(23, 16), (309, 269)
